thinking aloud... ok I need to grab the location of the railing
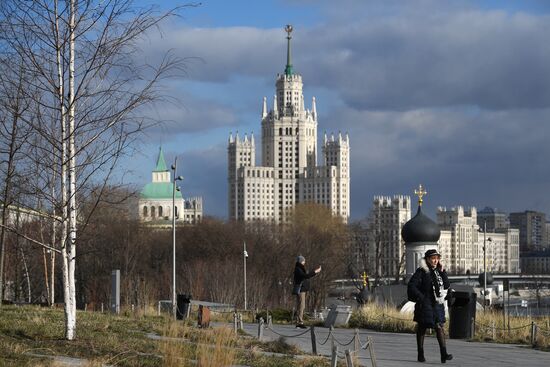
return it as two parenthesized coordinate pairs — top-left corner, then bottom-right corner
(248, 316), (377, 367)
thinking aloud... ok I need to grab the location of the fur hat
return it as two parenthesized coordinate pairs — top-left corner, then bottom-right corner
(296, 255), (305, 263)
(424, 249), (441, 258)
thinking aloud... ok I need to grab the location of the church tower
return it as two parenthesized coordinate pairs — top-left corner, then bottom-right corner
(139, 147), (203, 224)
(402, 185), (441, 277)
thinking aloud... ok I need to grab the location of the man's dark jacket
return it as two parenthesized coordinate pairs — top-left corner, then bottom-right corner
(293, 262), (316, 293)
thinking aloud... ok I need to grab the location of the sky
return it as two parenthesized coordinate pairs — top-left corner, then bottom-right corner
(125, 0), (550, 221)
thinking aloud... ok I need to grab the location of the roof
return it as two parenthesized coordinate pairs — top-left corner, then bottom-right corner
(402, 205), (441, 245)
(154, 147), (168, 172)
(140, 182), (183, 200)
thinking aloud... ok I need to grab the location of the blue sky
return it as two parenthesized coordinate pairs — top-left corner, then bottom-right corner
(125, 0), (550, 220)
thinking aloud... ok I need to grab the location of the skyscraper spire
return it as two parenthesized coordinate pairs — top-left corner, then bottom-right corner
(284, 24), (294, 76)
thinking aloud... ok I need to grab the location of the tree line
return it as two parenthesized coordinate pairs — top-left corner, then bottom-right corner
(3, 193), (353, 313)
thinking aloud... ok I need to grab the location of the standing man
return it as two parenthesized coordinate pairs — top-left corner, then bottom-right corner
(293, 255), (321, 328)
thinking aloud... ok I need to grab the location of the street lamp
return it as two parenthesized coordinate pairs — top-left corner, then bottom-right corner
(171, 158), (183, 319)
(480, 220), (493, 309)
(243, 241), (248, 310)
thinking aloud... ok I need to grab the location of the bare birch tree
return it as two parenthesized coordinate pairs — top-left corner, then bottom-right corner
(0, 0), (189, 339)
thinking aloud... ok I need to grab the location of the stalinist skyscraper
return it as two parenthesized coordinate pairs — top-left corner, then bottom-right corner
(228, 25), (350, 223)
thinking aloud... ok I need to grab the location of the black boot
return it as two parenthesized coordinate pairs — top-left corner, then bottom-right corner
(416, 325), (426, 362)
(440, 348), (453, 363)
(436, 325), (452, 363)
(418, 348), (426, 362)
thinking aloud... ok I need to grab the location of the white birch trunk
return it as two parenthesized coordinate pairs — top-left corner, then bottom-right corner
(42, 248), (50, 304)
(66, 0), (77, 340)
(50, 145), (58, 306)
(53, 0), (73, 340)
(21, 246), (31, 303)
(50, 205), (56, 305)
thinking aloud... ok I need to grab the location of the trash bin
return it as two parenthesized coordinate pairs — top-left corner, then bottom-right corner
(176, 294), (191, 320)
(324, 304), (352, 328)
(448, 290), (476, 339)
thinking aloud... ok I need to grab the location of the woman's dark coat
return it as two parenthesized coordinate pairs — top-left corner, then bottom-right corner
(293, 262), (317, 293)
(407, 259), (450, 327)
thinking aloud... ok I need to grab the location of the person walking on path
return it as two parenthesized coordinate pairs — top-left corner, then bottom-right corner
(407, 249), (453, 363)
(293, 255), (321, 328)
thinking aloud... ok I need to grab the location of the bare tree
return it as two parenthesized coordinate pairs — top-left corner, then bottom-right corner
(0, 59), (33, 303)
(0, 0), (190, 339)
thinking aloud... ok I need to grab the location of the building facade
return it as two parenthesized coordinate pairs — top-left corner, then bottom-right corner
(437, 206), (520, 274)
(521, 251), (550, 274)
(364, 195), (411, 277)
(477, 206), (508, 232)
(509, 211), (547, 252)
(139, 148), (203, 224)
(228, 26), (350, 223)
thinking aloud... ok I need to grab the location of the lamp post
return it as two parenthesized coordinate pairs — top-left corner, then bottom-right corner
(481, 220), (493, 309)
(243, 241), (248, 310)
(171, 157), (183, 319)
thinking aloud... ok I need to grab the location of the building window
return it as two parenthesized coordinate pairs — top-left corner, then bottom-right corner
(151, 206), (156, 218)
(159, 206), (163, 217)
(143, 206), (148, 217)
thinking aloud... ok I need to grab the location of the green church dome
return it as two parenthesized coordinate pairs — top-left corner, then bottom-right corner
(140, 182), (183, 200)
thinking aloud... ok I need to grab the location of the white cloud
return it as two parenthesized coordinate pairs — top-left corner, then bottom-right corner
(131, 1), (550, 219)
(140, 92), (239, 137)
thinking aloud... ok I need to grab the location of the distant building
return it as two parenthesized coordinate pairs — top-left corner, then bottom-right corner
(521, 250), (550, 274)
(0, 203), (55, 225)
(437, 206), (520, 274)
(139, 147), (203, 225)
(477, 206), (508, 232)
(364, 195), (411, 278)
(227, 26), (350, 223)
(509, 211), (546, 251)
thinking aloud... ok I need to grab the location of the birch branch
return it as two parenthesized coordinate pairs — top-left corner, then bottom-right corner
(0, 223), (62, 254)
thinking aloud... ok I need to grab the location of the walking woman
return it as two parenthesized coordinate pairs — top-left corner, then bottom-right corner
(293, 255), (321, 328)
(407, 249), (453, 363)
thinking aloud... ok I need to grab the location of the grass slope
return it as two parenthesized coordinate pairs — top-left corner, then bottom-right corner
(0, 305), (330, 367)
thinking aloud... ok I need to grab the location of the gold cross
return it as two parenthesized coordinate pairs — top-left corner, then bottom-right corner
(414, 184), (427, 206)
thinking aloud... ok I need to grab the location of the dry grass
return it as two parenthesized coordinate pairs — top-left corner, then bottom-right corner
(350, 303), (550, 350)
(349, 304), (418, 333)
(196, 327), (237, 366)
(159, 321), (193, 367)
(0, 304), (346, 366)
(473, 310), (550, 349)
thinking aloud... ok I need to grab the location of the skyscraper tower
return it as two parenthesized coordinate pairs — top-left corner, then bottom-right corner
(228, 26), (350, 223)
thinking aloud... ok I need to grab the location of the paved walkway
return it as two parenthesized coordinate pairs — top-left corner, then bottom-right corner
(241, 323), (549, 367)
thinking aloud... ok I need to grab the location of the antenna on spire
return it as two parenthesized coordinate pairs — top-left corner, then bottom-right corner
(284, 24), (294, 76)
